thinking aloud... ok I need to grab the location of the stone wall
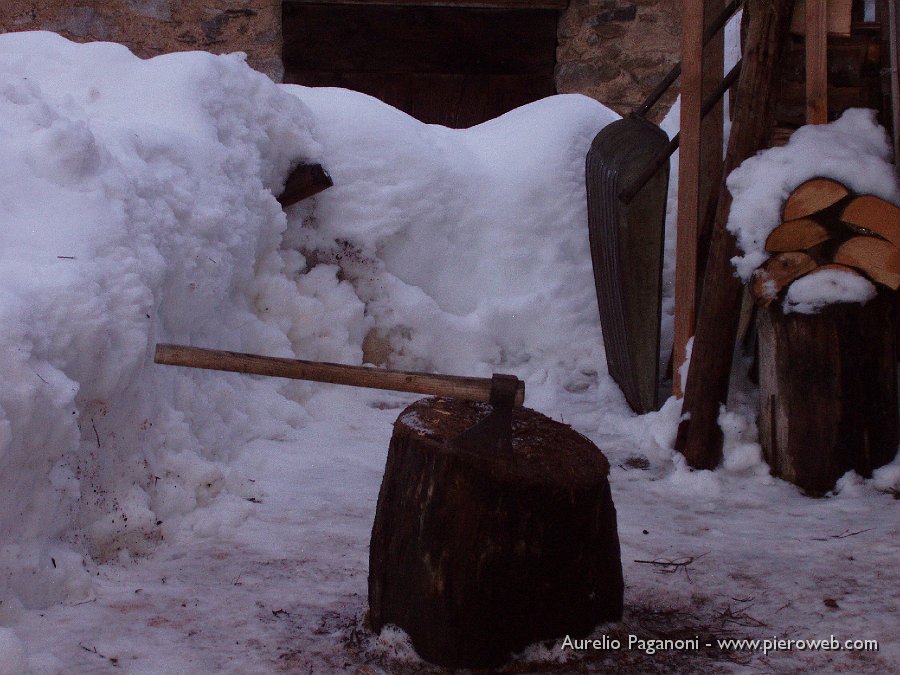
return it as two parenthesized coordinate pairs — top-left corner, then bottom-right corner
(557, 0), (682, 121)
(0, 1), (283, 81)
(1, 1), (683, 119)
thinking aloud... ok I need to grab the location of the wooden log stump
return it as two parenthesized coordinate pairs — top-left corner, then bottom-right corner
(368, 397), (623, 669)
(757, 291), (899, 495)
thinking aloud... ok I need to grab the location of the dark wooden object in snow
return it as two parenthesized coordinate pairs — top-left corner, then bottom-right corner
(757, 291), (898, 495)
(368, 397), (623, 669)
(276, 162), (333, 207)
(675, 0), (796, 470)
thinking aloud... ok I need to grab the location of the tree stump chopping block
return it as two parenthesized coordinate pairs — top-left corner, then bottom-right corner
(757, 290), (899, 495)
(368, 397), (624, 669)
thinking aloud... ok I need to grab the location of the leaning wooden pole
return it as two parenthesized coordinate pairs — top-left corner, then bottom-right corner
(675, 0), (796, 469)
(673, 0), (706, 396)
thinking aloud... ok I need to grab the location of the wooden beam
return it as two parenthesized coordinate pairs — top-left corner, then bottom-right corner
(888, 0), (900, 167)
(673, 0), (706, 396)
(675, 0), (796, 469)
(806, 0), (829, 123)
(697, 0), (726, 343)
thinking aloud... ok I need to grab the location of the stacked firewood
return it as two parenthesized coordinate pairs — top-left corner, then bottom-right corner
(750, 178), (900, 305)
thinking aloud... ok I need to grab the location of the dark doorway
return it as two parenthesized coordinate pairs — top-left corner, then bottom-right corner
(282, 1), (563, 128)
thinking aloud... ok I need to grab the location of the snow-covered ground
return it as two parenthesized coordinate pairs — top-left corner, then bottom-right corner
(0, 31), (897, 674)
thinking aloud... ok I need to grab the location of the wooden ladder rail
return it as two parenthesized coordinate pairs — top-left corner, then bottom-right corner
(673, 0), (727, 396)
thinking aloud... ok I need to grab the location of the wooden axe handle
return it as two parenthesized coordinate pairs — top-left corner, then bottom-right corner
(154, 344), (525, 406)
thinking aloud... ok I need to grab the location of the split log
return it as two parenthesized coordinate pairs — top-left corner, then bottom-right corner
(782, 177), (850, 221)
(276, 162), (333, 207)
(765, 218), (832, 252)
(369, 397), (623, 669)
(757, 290), (898, 495)
(839, 195), (900, 248)
(833, 236), (900, 290)
(751, 251), (818, 305)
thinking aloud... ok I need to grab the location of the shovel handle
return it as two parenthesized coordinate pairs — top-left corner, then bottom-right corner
(154, 343), (525, 406)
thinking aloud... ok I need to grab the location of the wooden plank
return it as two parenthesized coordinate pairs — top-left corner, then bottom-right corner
(284, 0), (569, 8)
(778, 43), (869, 87)
(806, 0), (829, 123)
(675, 0), (796, 469)
(790, 0), (853, 36)
(758, 292), (898, 495)
(697, 0), (726, 330)
(775, 83), (876, 126)
(889, 0), (900, 167)
(673, 0), (706, 396)
(282, 3), (558, 126)
(282, 4), (558, 75)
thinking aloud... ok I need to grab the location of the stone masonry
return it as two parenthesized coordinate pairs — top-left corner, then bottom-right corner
(0, 1), (681, 119)
(0, 1), (284, 81)
(557, 0), (682, 121)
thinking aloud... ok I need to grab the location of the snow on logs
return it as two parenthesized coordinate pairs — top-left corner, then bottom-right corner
(368, 397), (623, 668)
(752, 179), (900, 303)
(751, 178), (899, 494)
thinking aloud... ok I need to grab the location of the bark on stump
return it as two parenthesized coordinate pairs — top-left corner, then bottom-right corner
(368, 397), (623, 669)
(757, 291), (899, 495)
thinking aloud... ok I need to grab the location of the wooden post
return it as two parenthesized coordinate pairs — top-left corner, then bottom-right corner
(675, 1), (726, 396)
(674, 1), (706, 396)
(676, 0), (796, 469)
(805, 0), (829, 123)
(697, 0), (726, 298)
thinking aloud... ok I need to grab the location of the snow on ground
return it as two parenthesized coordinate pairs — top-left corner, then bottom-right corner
(0, 31), (897, 674)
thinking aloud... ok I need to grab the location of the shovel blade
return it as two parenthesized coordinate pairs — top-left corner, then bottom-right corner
(586, 117), (670, 413)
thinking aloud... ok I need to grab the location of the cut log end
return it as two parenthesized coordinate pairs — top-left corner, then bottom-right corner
(833, 236), (900, 290)
(369, 397), (623, 669)
(751, 251), (818, 305)
(782, 177), (850, 221)
(765, 217), (832, 252)
(839, 195), (900, 249)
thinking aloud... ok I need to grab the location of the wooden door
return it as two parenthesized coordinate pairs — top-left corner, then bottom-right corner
(282, 1), (561, 127)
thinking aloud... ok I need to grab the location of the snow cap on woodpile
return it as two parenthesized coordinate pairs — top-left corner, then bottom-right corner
(727, 109), (899, 283)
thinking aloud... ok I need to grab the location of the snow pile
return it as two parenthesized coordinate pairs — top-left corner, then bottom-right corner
(276, 86), (619, 391)
(0, 31), (320, 611)
(0, 30), (898, 675)
(727, 109), (899, 283)
(783, 266), (878, 314)
(0, 31), (622, 615)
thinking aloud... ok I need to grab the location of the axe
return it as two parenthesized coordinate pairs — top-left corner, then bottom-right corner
(154, 344), (524, 452)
